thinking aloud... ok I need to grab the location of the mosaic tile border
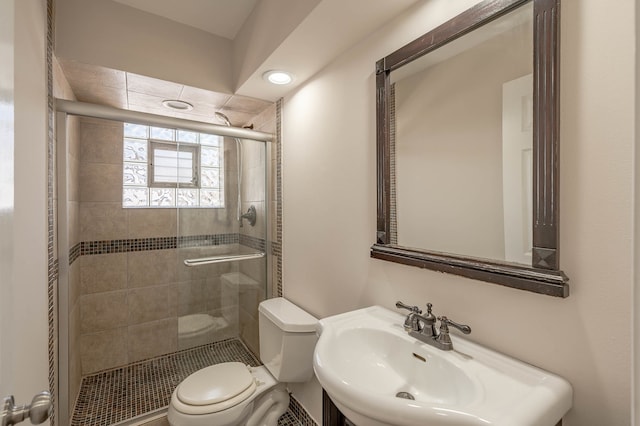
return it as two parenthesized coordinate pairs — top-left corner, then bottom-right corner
(239, 233), (267, 252)
(69, 233), (267, 264)
(70, 242), (81, 264)
(290, 395), (319, 426)
(275, 99), (283, 298)
(46, 0), (58, 424)
(389, 84), (397, 245)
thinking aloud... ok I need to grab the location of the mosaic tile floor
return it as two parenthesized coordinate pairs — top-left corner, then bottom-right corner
(72, 338), (301, 426)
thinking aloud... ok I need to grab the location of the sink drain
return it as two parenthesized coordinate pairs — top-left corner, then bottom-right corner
(395, 391), (415, 400)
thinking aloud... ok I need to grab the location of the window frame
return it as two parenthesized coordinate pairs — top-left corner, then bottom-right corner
(148, 139), (200, 189)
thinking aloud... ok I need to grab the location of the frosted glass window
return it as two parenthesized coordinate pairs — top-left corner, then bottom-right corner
(200, 189), (223, 207)
(201, 147), (220, 167)
(123, 123), (224, 208)
(124, 123), (148, 139)
(150, 126), (175, 141)
(177, 188), (199, 207)
(123, 163), (148, 185)
(123, 187), (148, 207)
(124, 139), (148, 162)
(178, 130), (198, 143)
(201, 168), (220, 188)
(200, 134), (221, 146)
(150, 188), (176, 207)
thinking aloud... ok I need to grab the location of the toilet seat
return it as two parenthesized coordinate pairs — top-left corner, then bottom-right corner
(173, 362), (257, 415)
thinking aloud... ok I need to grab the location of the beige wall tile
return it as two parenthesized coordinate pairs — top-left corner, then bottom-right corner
(73, 87), (127, 109)
(239, 257), (267, 289)
(53, 55), (76, 101)
(58, 59), (126, 92)
(68, 154), (80, 203)
(80, 202), (128, 241)
(204, 276), (222, 312)
(239, 286), (262, 322)
(80, 290), (128, 333)
(128, 285), (171, 325)
(68, 201), (79, 247)
(168, 284), (178, 317)
(128, 208), (177, 238)
(80, 253), (127, 294)
(79, 162), (122, 202)
(128, 318), (177, 363)
(177, 280), (206, 316)
(68, 116), (81, 205)
(68, 115), (80, 158)
(240, 307), (259, 357)
(127, 249), (177, 288)
(177, 207), (236, 236)
(251, 103), (277, 134)
(127, 73), (183, 99)
(80, 120), (123, 165)
(223, 95), (272, 115)
(80, 328), (127, 374)
(69, 260), (81, 308)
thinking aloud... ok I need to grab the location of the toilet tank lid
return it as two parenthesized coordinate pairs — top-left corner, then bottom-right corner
(259, 297), (317, 332)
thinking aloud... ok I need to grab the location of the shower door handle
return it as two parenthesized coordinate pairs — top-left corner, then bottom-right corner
(1, 391), (52, 426)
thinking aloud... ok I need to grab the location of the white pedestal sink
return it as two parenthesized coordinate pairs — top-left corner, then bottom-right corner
(313, 306), (572, 426)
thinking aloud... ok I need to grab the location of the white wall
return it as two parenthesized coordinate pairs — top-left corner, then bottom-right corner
(55, 0), (233, 93)
(7, 0), (50, 410)
(282, 0), (635, 425)
(232, 0), (320, 91)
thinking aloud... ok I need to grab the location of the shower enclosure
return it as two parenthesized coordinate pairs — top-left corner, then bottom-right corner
(55, 101), (274, 425)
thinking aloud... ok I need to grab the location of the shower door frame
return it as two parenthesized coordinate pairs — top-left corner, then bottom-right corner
(55, 100), (275, 425)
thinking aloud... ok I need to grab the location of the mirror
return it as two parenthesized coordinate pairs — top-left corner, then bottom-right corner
(372, 0), (569, 297)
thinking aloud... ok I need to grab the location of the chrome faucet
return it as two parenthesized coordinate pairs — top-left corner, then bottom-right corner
(396, 301), (471, 351)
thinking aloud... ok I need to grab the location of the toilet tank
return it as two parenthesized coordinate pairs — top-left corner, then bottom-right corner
(258, 298), (318, 382)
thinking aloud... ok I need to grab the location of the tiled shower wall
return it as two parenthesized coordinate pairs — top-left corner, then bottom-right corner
(238, 103), (278, 354)
(73, 116), (244, 375)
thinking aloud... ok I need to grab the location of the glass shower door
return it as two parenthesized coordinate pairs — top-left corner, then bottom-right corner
(176, 135), (268, 357)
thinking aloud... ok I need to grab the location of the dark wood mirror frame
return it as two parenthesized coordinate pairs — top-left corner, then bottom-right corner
(371, 0), (569, 297)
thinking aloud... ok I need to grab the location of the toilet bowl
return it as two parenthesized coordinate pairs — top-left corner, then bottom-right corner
(168, 297), (317, 426)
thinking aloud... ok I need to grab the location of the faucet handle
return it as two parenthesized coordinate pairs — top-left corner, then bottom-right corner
(438, 316), (472, 334)
(396, 301), (422, 332)
(395, 301), (422, 314)
(423, 303), (436, 321)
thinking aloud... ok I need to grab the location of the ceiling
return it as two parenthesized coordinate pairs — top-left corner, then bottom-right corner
(58, 58), (273, 127)
(58, 0), (421, 125)
(110, 0), (259, 40)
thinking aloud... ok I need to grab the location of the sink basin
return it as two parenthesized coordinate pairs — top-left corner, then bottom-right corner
(313, 306), (572, 426)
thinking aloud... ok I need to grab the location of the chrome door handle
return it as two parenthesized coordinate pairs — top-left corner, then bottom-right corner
(1, 391), (52, 426)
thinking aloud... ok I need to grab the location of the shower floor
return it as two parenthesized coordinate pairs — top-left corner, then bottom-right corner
(71, 338), (301, 426)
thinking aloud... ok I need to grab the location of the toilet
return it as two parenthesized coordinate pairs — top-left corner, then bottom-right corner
(167, 297), (318, 426)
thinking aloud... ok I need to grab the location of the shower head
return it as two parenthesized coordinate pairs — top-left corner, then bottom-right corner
(214, 111), (232, 126)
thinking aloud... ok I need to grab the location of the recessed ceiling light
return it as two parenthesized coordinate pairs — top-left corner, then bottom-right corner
(263, 70), (294, 85)
(162, 99), (193, 111)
